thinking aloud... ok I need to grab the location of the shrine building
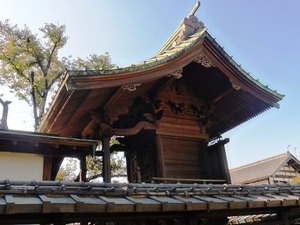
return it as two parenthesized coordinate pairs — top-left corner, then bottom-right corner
(38, 2), (283, 185)
(0, 2), (295, 225)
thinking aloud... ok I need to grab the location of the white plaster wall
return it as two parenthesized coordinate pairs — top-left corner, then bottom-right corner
(0, 152), (43, 180)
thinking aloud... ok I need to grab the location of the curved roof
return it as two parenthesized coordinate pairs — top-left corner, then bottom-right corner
(38, 10), (283, 139)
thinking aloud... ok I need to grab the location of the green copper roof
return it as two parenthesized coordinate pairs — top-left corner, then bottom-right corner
(67, 28), (284, 103)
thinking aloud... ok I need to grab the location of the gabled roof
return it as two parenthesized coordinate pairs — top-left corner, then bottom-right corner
(38, 4), (283, 139)
(230, 151), (300, 184)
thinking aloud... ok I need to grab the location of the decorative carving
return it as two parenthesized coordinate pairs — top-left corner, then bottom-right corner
(155, 78), (215, 126)
(112, 96), (164, 129)
(167, 100), (185, 114)
(166, 68), (183, 79)
(190, 103), (215, 126)
(194, 53), (214, 68)
(182, 15), (206, 39)
(112, 121), (156, 136)
(122, 84), (141, 91)
(230, 79), (241, 90)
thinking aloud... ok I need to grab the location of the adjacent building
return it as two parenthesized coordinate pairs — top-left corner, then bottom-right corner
(230, 151), (300, 185)
(0, 130), (98, 181)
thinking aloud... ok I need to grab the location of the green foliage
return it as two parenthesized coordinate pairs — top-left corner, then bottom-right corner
(0, 20), (68, 129)
(86, 155), (103, 180)
(291, 176), (300, 185)
(56, 137), (127, 182)
(69, 52), (116, 70)
(0, 20), (115, 130)
(56, 158), (79, 181)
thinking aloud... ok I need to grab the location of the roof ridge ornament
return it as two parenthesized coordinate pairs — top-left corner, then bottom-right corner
(182, 15), (205, 40)
(156, 1), (206, 55)
(180, 1), (205, 41)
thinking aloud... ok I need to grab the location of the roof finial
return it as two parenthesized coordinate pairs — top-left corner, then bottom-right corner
(189, 1), (201, 16)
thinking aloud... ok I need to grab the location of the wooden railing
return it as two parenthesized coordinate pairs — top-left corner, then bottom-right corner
(151, 177), (226, 184)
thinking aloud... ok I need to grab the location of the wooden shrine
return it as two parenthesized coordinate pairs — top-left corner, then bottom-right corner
(38, 2), (283, 185)
(1, 2), (290, 224)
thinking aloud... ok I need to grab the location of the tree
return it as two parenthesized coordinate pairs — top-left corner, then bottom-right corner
(0, 20), (67, 130)
(56, 157), (79, 182)
(0, 20), (121, 182)
(56, 137), (127, 182)
(56, 153), (127, 182)
(0, 20), (115, 130)
(0, 96), (11, 129)
(291, 176), (300, 185)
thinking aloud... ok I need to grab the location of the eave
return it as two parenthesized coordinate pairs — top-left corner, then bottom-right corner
(0, 129), (98, 155)
(64, 31), (283, 103)
(38, 28), (283, 138)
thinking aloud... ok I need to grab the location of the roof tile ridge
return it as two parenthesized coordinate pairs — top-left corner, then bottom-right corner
(230, 152), (289, 172)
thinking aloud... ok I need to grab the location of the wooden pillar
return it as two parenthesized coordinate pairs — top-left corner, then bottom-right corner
(80, 155), (87, 182)
(43, 157), (53, 180)
(156, 134), (166, 178)
(206, 138), (231, 183)
(281, 211), (290, 225)
(102, 136), (111, 183)
(218, 138), (231, 183)
(187, 214), (198, 225)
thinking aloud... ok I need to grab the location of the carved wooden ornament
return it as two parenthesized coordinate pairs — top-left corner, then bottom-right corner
(194, 53), (214, 68)
(122, 84), (141, 91)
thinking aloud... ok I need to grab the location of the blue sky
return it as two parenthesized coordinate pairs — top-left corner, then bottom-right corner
(0, 0), (299, 168)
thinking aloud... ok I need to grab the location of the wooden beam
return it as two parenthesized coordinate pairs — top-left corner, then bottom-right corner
(104, 87), (126, 110)
(102, 137), (111, 183)
(112, 121), (156, 136)
(43, 157), (52, 180)
(151, 177), (226, 184)
(155, 135), (166, 178)
(212, 88), (234, 103)
(80, 155), (87, 182)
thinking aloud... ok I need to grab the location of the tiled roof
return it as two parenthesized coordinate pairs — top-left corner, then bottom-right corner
(65, 29), (283, 101)
(1, 180), (300, 224)
(230, 151), (300, 184)
(39, 13), (284, 137)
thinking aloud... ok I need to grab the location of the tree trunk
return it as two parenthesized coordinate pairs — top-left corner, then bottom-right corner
(0, 98), (12, 130)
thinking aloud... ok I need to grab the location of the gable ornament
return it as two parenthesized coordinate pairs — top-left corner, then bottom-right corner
(166, 68), (183, 79)
(230, 79), (241, 91)
(194, 53), (214, 68)
(122, 83), (141, 91)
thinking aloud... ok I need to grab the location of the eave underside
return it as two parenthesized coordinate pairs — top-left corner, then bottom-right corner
(39, 34), (283, 139)
(41, 65), (275, 139)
